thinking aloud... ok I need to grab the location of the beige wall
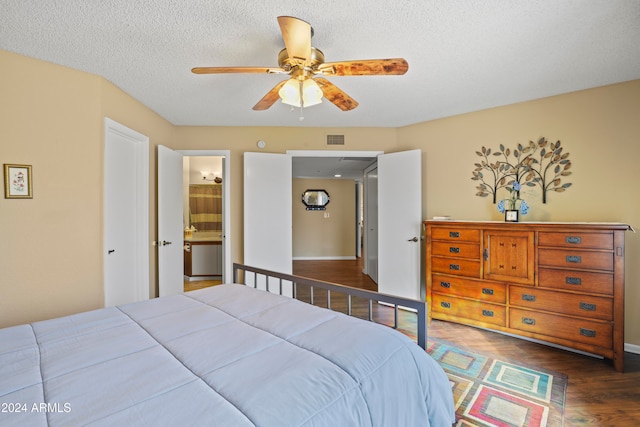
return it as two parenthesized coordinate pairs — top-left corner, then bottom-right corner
(293, 179), (356, 258)
(2, 50), (639, 350)
(398, 80), (640, 350)
(1, 51), (104, 326)
(0, 50), (174, 326)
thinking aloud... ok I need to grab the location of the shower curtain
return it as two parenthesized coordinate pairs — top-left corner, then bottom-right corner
(189, 184), (222, 231)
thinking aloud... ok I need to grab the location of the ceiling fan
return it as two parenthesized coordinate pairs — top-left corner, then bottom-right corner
(191, 16), (408, 112)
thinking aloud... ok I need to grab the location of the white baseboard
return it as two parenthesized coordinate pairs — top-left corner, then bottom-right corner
(625, 342), (640, 355)
(292, 256), (357, 261)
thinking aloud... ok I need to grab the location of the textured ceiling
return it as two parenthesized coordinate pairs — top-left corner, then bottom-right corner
(2, 0), (639, 128)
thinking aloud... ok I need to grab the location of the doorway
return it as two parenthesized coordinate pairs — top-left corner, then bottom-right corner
(289, 150), (381, 284)
(178, 150), (231, 284)
(182, 155), (224, 291)
(244, 150), (422, 299)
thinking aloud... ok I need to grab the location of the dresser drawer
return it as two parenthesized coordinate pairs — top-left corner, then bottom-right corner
(510, 308), (612, 349)
(509, 286), (613, 320)
(538, 268), (614, 295)
(538, 232), (613, 250)
(431, 241), (480, 259)
(431, 227), (481, 243)
(538, 248), (613, 271)
(431, 257), (481, 278)
(432, 274), (506, 303)
(432, 294), (505, 326)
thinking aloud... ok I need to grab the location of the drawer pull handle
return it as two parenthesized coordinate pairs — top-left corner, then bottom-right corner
(522, 294), (536, 302)
(440, 302), (451, 309)
(440, 281), (451, 288)
(482, 310), (494, 317)
(522, 317), (536, 326)
(482, 288), (494, 295)
(449, 247), (460, 253)
(580, 302), (596, 311)
(449, 231), (460, 238)
(566, 236), (582, 244)
(566, 255), (582, 263)
(566, 277), (582, 285)
(449, 264), (461, 271)
(580, 328), (596, 338)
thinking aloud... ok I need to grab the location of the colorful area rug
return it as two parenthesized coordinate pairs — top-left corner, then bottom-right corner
(427, 338), (567, 427)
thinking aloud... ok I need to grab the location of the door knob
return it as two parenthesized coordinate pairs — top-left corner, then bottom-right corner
(108, 249), (115, 254)
(161, 240), (172, 246)
(407, 237), (418, 242)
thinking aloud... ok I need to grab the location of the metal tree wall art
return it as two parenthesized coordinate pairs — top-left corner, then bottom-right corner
(471, 137), (572, 204)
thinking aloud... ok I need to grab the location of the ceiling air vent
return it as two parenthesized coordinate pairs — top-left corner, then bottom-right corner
(326, 134), (345, 146)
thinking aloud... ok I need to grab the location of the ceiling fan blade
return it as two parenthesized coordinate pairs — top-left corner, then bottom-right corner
(314, 77), (359, 111)
(277, 16), (312, 64)
(192, 66), (283, 74)
(252, 80), (288, 110)
(318, 58), (408, 76)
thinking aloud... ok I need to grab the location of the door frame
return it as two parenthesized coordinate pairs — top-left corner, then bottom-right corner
(179, 150), (231, 282)
(287, 150), (382, 276)
(103, 117), (149, 305)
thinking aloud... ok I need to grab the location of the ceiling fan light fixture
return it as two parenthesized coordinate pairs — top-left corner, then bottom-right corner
(278, 79), (301, 107)
(302, 79), (323, 107)
(278, 78), (323, 108)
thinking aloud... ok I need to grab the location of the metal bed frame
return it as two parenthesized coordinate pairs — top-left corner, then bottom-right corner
(232, 263), (427, 349)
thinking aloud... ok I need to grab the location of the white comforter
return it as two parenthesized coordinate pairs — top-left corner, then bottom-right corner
(1, 284), (454, 426)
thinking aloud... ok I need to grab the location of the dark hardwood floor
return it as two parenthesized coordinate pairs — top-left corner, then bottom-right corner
(293, 259), (640, 426)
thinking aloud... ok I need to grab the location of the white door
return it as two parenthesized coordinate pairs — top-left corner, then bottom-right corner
(104, 118), (149, 307)
(377, 150), (422, 300)
(364, 164), (379, 283)
(244, 152), (292, 295)
(157, 145), (184, 297)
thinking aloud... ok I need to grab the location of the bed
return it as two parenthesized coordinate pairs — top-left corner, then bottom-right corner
(1, 264), (455, 426)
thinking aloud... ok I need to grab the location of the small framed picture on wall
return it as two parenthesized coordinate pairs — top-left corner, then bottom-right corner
(4, 164), (33, 199)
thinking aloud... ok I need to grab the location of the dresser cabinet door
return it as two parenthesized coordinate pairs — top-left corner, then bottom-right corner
(483, 231), (535, 284)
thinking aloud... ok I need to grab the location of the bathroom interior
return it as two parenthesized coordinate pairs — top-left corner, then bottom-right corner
(182, 156), (224, 287)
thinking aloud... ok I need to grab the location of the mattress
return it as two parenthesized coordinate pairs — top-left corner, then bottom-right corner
(1, 284), (454, 426)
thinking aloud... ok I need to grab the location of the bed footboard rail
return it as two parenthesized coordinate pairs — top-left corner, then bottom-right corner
(232, 263), (427, 349)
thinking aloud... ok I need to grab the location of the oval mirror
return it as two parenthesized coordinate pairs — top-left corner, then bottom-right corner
(302, 189), (330, 210)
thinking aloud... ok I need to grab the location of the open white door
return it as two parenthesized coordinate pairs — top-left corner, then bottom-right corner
(158, 145), (184, 297)
(377, 150), (422, 300)
(244, 152), (292, 295)
(364, 163), (379, 283)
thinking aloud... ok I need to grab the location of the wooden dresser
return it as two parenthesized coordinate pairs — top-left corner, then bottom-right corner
(424, 220), (629, 371)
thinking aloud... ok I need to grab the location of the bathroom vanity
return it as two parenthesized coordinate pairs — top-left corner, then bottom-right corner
(184, 231), (222, 279)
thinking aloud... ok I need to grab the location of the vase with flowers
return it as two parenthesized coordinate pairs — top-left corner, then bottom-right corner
(497, 181), (529, 222)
